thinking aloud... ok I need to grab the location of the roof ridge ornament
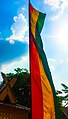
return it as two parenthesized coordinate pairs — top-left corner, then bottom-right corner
(0, 72), (17, 104)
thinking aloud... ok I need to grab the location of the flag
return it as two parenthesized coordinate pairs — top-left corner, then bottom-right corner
(29, 3), (60, 119)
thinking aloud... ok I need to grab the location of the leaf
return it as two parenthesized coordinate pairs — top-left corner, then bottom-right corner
(61, 83), (68, 89)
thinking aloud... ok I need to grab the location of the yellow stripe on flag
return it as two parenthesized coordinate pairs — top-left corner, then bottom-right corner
(31, 9), (39, 39)
(38, 54), (55, 119)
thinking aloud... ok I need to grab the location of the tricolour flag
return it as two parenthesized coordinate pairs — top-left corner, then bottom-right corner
(29, 3), (60, 119)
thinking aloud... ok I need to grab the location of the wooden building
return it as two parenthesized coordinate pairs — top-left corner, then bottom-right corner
(0, 72), (30, 119)
(0, 103), (30, 119)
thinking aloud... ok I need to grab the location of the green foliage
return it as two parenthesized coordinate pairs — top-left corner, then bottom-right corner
(56, 84), (68, 119)
(56, 83), (68, 107)
(3, 68), (30, 107)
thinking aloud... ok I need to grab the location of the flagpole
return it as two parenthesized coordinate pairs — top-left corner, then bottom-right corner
(29, 0), (32, 118)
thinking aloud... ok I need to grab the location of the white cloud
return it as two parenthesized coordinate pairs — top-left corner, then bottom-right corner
(48, 58), (58, 71)
(47, 58), (64, 90)
(0, 54), (29, 74)
(6, 13), (28, 44)
(44, 0), (61, 8)
(0, 54), (29, 82)
(17, 6), (27, 15)
(44, 0), (68, 9)
(22, 7), (26, 11)
(48, 58), (63, 71)
(50, 15), (59, 21)
(44, 0), (68, 20)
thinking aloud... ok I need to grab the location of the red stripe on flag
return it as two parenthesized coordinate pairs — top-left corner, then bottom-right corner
(30, 34), (43, 119)
(30, 3), (33, 15)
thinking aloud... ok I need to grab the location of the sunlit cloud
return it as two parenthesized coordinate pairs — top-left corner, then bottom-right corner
(44, 0), (68, 9)
(0, 52), (29, 82)
(6, 13), (28, 44)
(43, 0), (68, 20)
(44, 0), (61, 8)
(48, 58), (64, 72)
(52, 22), (68, 51)
(47, 57), (64, 90)
(56, 23), (68, 46)
(0, 54), (29, 74)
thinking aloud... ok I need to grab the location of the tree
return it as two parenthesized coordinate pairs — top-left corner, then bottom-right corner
(61, 83), (68, 107)
(56, 83), (68, 107)
(1, 68), (30, 107)
(56, 83), (68, 119)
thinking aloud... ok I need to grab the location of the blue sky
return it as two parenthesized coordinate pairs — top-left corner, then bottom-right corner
(0, 0), (68, 91)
